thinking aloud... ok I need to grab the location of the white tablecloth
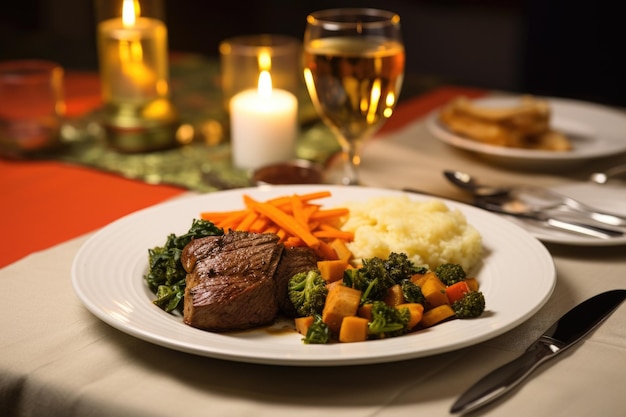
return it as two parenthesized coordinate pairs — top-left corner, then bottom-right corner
(2, 109), (626, 417)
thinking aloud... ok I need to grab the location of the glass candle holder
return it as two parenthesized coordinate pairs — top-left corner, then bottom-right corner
(95, 0), (179, 152)
(0, 60), (66, 158)
(219, 34), (301, 113)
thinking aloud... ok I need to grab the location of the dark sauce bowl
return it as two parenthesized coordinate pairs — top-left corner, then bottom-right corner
(252, 159), (325, 185)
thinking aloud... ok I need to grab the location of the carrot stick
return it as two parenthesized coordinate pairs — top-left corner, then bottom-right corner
(250, 201), (320, 248)
(314, 240), (339, 260)
(310, 208), (350, 220)
(291, 195), (308, 228)
(216, 211), (249, 230)
(201, 209), (246, 222)
(249, 216), (269, 233)
(313, 224), (354, 241)
(235, 210), (259, 231)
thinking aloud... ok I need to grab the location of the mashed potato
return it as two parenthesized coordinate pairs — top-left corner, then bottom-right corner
(340, 196), (482, 273)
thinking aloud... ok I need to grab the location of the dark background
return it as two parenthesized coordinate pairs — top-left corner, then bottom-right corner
(1, 0), (624, 107)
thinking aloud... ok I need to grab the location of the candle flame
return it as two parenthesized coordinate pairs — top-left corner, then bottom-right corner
(258, 50), (272, 72)
(122, 0), (140, 27)
(257, 71), (273, 99)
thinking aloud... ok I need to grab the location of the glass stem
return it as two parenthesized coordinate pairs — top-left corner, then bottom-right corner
(342, 146), (361, 185)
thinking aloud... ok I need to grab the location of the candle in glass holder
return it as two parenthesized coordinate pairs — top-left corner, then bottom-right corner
(96, 0), (178, 152)
(230, 71), (298, 170)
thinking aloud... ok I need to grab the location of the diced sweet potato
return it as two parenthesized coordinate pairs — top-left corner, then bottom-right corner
(396, 303), (424, 329)
(322, 285), (361, 334)
(294, 316), (314, 336)
(383, 284), (405, 306)
(339, 315), (369, 343)
(357, 303), (373, 321)
(330, 238), (353, 262)
(465, 277), (479, 292)
(420, 273), (449, 307)
(420, 304), (455, 328)
(317, 259), (348, 283)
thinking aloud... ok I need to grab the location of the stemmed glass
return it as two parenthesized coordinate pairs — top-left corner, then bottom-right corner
(303, 8), (405, 185)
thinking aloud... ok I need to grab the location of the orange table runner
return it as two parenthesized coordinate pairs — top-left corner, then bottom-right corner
(0, 80), (484, 268)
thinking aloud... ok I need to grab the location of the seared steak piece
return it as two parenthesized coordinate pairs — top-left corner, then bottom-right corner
(181, 231), (284, 331)
(273, 246), (319, 318)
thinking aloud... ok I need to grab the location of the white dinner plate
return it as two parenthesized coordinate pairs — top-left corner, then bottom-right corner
(426, 96), (626, 169)
(71, 185), (556, 366)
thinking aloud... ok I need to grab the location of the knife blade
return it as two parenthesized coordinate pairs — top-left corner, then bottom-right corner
(450, 289), (626, 415)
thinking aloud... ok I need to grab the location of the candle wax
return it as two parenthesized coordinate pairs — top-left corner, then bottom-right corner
(230, 88), (298, 170)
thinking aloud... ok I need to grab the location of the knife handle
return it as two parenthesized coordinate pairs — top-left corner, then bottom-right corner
(450, 341), (556, 414)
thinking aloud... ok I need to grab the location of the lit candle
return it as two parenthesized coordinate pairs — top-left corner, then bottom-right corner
(230, 71), (298, 170)
(97, 0), (169, 104)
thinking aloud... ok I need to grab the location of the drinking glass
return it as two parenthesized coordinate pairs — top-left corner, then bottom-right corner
(303, 8), (405, 185)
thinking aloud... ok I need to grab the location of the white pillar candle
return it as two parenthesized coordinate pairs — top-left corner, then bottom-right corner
(230, 71), (298, 170)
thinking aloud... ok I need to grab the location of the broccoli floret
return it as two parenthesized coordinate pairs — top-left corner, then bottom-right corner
(452, 291), (486, 319)
(303, 314), (330, 344)
(343, 256), (396, 303)
(435, 263), (467, 286)
(384, 252), (426, 283)
(401, 280), (426, 305)
(367, 301), (411, 339)
(288, 270), (328, 317)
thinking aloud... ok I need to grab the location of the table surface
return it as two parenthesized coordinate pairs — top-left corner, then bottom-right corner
(2, 69), (626, 417)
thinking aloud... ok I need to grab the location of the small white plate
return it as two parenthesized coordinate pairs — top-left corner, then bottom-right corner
(426, 96), (626, 169)
(71, 185), (555, 366)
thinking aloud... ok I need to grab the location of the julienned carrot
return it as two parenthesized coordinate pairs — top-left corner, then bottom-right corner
(314, 224), (354, 241)
(200, 190), (353, 261)
(235, 210), (259, 231)
(267, 191), (332, 207)
(291, 195), (308, 227)
(200, 209), (246, 222)
(310, 208), (349, 220)
(251, 201), (321, 249)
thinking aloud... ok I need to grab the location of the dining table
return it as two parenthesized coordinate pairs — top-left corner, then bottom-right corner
(1, 54), (626, 417)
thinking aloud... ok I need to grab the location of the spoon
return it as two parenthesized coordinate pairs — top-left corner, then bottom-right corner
(443, 170), (508, 197)
(589, 163), (626, 185)
(444, 170), (626, 227)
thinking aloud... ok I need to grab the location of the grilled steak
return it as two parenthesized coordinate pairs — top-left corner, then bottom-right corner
(181, 231), (284, 331)
(273, 245), (319, 318)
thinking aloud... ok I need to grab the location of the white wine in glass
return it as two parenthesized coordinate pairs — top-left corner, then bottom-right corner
(303, 8), (405, 185)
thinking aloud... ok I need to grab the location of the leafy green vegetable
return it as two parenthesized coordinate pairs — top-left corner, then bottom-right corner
(144, 219), (223, 312)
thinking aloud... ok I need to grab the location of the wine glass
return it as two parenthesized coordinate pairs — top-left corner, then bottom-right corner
(303, 8), (405, 185)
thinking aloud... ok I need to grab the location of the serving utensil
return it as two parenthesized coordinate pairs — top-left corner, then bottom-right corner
(444, 170), (626, 227)
(451, 289), (626, 414)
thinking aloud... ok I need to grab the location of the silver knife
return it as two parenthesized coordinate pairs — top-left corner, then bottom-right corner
(450, 289), (626, 415)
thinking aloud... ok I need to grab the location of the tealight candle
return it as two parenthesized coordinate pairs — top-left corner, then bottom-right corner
(230, 71), (298, 170)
